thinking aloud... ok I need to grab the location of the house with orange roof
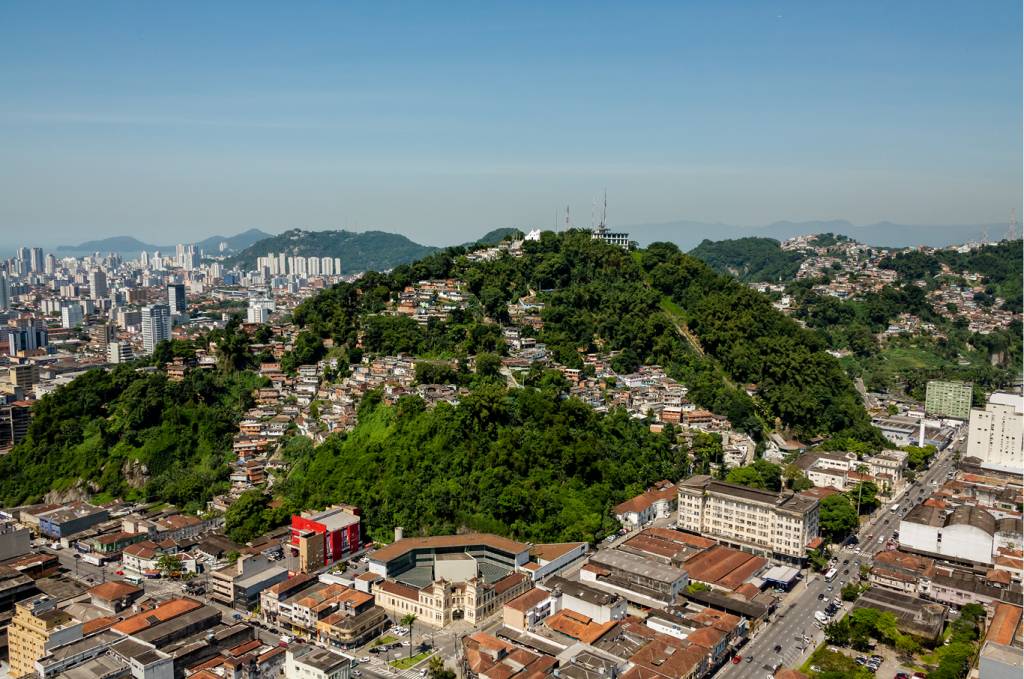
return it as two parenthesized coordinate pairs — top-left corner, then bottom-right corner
(544, 609), (617, 644)
(613, 481), (677, 530)
(462, 632), (557, 679)
(87, 580), (144, 613)
(502, 587), (555, 631)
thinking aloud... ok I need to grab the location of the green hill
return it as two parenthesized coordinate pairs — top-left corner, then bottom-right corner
(0, 231), (882, 543)
(225, 228), (440, 273)
(689, 236), (804, 282)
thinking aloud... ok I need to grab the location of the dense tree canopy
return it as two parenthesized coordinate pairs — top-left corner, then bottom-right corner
(0, 363), (263, 510)
(689, 237), (804, 282)
(278, 385), (687, 543)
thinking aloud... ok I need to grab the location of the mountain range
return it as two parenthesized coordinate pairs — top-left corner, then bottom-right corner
(624, 219), (1007, 250)
(56, 228), (272, 255)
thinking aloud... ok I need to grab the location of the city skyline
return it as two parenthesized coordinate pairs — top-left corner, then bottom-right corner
(1, 2), (1021, 248)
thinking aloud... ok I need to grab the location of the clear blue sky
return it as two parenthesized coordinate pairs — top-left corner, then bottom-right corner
(1, 1), (1020, 247)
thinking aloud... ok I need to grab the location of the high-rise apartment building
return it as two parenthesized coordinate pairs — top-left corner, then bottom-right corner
(166, 283), (187, 313)
(677, 475), (819, 564)
(0, 274), (8, 310)
(88, 270), (108, 299)
(925, 380), (973, 420)
(8, 595), (81, 679)
(60, 303), (84, 329)
(247, 298), (275, 324)
(107, 341), (134, 364)
(7, 319), (47, 355)
(966, 393), (1023, 473)
(29, 248), (44, 273)
(89, 323), (116, 349)
(140, 304), (171, 354)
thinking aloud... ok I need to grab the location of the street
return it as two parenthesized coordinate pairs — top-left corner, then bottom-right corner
(715, 434), (960, 679)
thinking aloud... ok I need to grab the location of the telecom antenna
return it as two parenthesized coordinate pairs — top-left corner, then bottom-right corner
(1007, 208), (1020, 241)
(980, 225), (989, 244)
(602, 189), (608, 229)
(565, 205), (571, 231)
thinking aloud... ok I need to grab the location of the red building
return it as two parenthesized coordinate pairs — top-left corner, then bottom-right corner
(290, 505), (362, 571)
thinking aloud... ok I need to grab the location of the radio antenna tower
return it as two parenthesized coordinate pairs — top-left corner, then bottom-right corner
(1007, 208), (1020, 241)
(565, 205), (571, 231)
(601, 189), (608, 229)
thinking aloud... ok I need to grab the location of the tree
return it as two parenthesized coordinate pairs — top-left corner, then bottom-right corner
(474, 353), (502, 380)
(157, 553), (184, 578)
(846, 479), (881, 515)
(840, 582), (863, 601)
(400, 613), (417, 658)
(819, 494), (859, 542)
(427, 656), (455, 679)
(225, 490), (273, 543)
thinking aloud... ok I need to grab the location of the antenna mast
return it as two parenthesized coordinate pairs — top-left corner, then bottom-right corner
(565, 205), (571, 231)
(602, 189), (607, 229)
(1007, 208), (1020, 241)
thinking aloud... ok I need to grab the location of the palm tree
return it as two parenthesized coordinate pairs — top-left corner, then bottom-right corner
(400, 613), (417, 658)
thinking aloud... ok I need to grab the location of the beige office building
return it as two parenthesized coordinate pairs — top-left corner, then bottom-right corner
(677, 475), (819, 563)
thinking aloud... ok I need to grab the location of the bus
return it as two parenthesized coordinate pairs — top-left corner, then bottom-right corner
(824, 567), (838, 583)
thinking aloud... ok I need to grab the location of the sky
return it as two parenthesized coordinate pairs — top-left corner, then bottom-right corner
(0, 1), (1021, 248)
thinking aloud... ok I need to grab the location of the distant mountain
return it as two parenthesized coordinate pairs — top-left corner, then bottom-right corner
(689, 237), (804, 283)
(468, 227), (524, 247)
(196, 228), (273, 254)
(56, 236), (158, 253)
(57, 228), (273, 255)
(626, 219), (1004, 250)
(224, 228), (440, 274)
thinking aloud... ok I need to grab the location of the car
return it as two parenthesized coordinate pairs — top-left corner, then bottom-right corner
(746, 656), (753, 663)
(895, 674), (909, 679)
(855, 657), (867, 665)
(419, 670), (427, 677)
(843, 568), (849, 574)
(870, 655), (883, 661)
(115, 569), (124, 575)
(773, 645), (782, 653)
(842, 559), (849, 564)
(233, 613), (242, 620)
(731, 656), (742, 664)
(352, 672), (361, 678)
(359, 657), (370, 663)
(817, 593), (824, 600)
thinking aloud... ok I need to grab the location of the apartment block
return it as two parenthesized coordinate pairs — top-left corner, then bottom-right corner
(676, 475), (819, 564)
(966, 393), (1023, 473)
(925, 380), (973, 420)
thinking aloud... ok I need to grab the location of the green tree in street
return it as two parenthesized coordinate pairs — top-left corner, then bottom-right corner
(400, 613), (417, 658)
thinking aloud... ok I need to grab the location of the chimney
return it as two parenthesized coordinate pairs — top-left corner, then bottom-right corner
(394, 527), (404, 542)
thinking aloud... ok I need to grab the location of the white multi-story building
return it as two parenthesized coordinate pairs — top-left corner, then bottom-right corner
(247, 298), (275, 324)
(140, 304), (171, 354)
(966, 393), (1023, 473)
(285, 645), (352, 679)
(60, 303), (83, 329)
(677, 475), (820, 563)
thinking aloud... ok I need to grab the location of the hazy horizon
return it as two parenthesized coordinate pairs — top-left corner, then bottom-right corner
(2, 2), (1021, 248)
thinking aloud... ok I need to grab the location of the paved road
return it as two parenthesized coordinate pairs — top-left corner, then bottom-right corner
(715, 432), (961, 679)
